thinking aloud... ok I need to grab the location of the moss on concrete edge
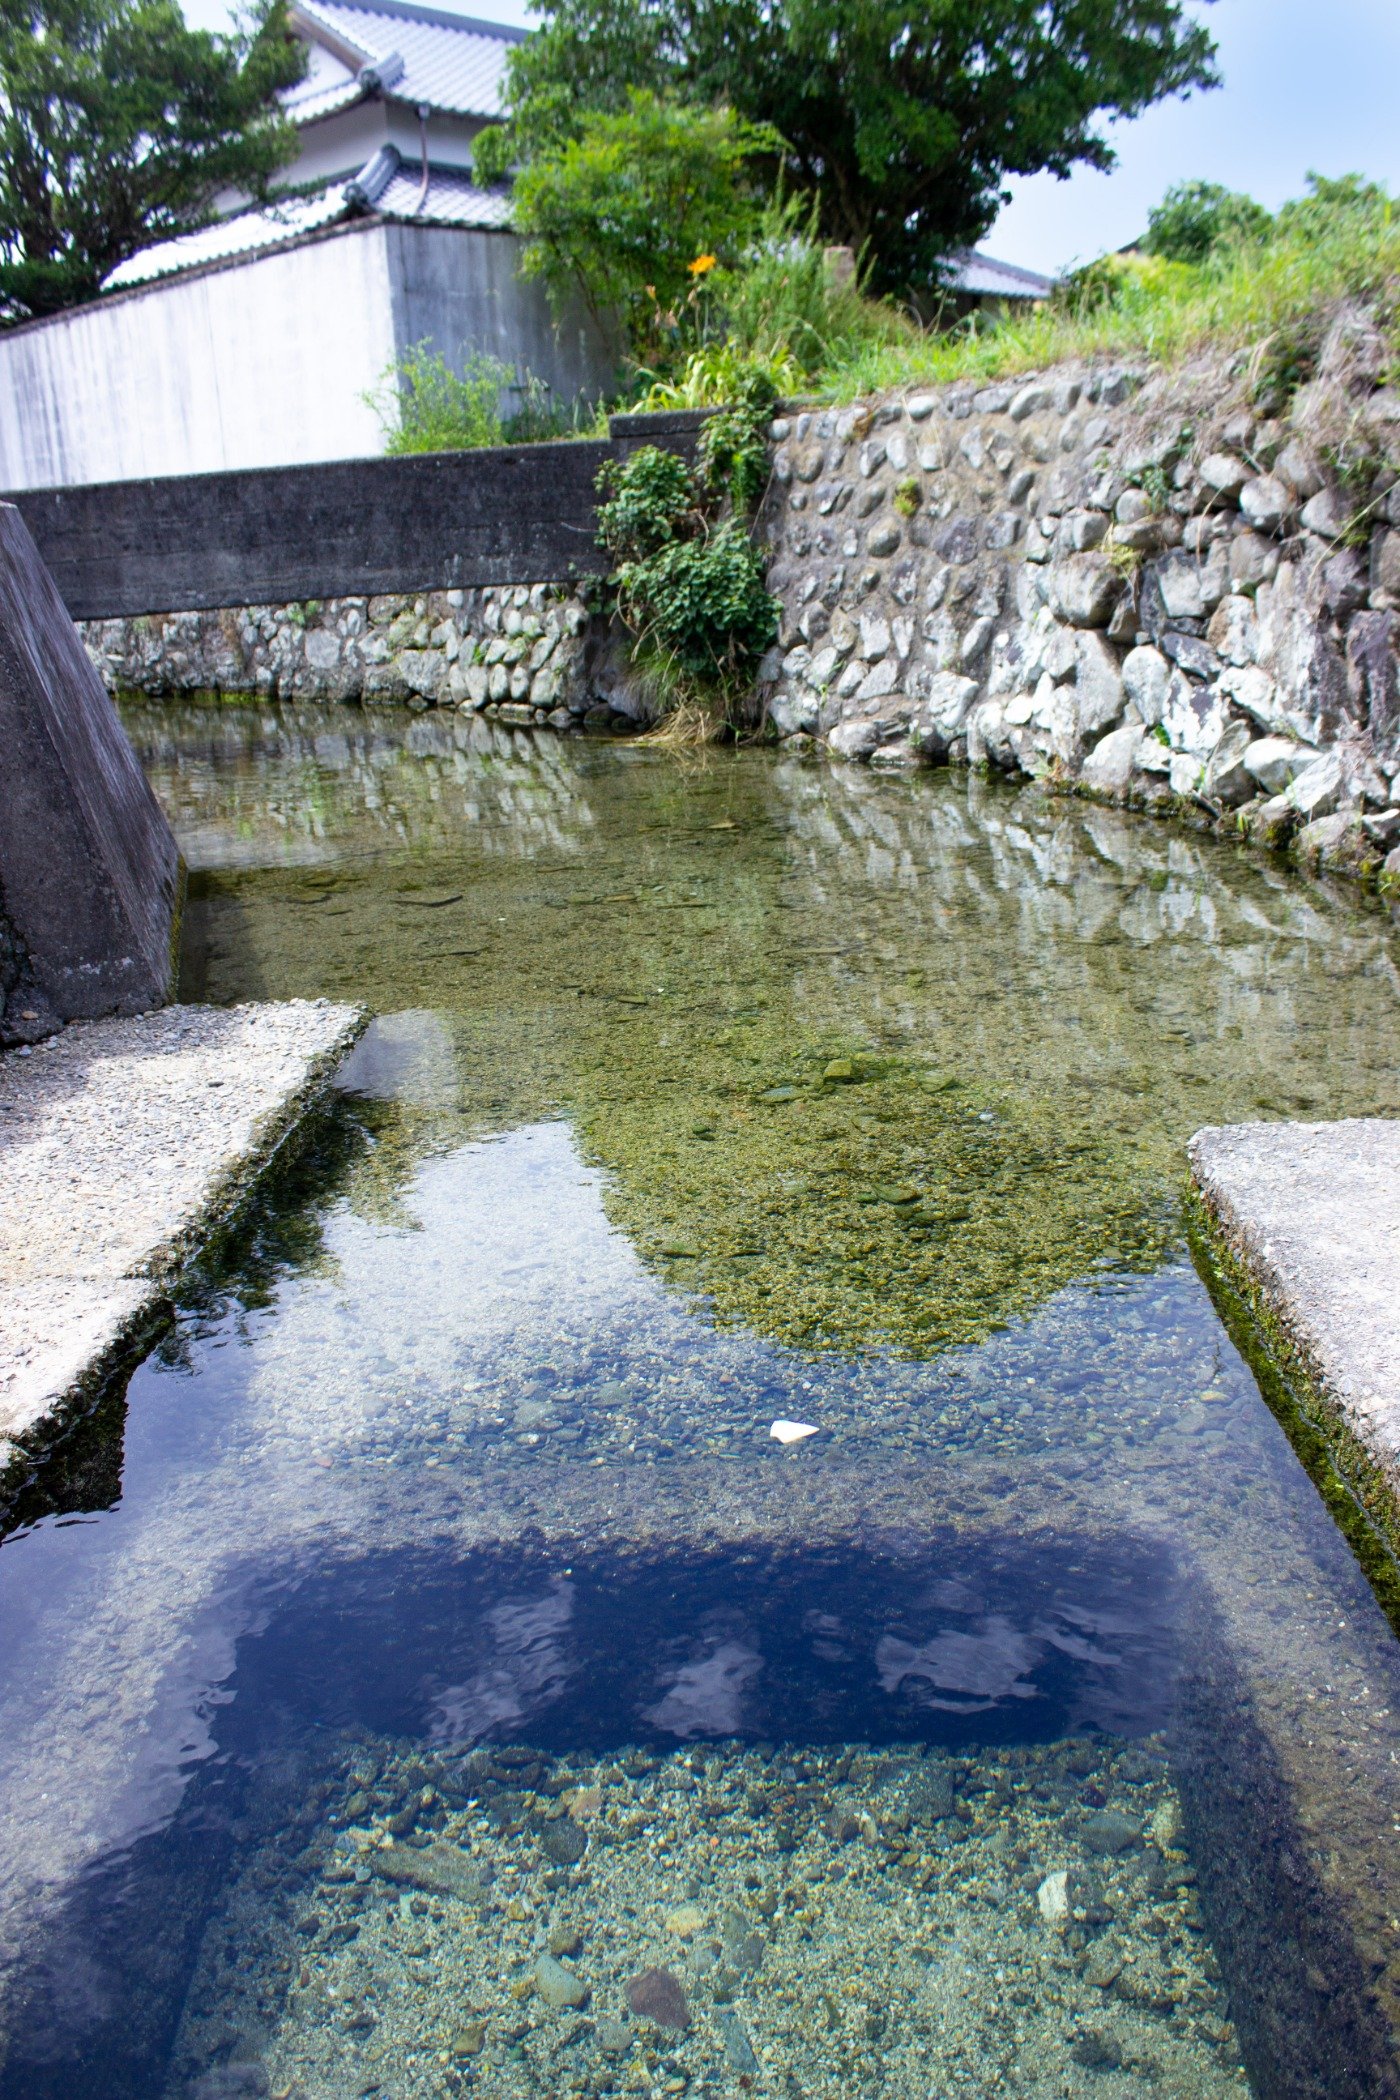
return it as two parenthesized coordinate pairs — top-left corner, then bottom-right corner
(1186, 1183), (1400, 1637)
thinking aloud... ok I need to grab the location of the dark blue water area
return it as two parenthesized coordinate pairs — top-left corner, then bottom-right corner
(0, 1518), (1189, 2100)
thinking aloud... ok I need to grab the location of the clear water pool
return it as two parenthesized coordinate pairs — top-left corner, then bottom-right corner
(3, 705), (1400, 2100)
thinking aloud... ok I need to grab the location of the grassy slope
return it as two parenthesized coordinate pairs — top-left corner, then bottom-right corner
(809, 214), (1400, 403)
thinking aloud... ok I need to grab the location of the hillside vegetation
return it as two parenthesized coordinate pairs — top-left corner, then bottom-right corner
(636, 175), (1400, 411)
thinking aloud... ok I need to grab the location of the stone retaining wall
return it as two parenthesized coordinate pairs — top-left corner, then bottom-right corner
(83, 583), (651, 736)
(756, 310), (1400, 887)
(88, 308), (1400, 889)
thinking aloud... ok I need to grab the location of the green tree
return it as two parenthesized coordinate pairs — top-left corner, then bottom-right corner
(0, 0), (305, 321)
(511, 89), (779, 358)
(477, 0), (1220, 297)
(1143, 179), (1271, 263)
(1274, 172), (1393, 244)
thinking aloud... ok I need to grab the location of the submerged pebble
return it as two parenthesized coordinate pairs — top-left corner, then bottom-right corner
(162, 1727), (1247, 2100)
(534, 1952), (589, 2008)
(626, 1965), (692, 2030)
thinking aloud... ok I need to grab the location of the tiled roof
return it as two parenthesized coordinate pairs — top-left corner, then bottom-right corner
(282, 30), (365, 124)
(374, 164), (512, 226)
(104, 191), (351, 288)
(104, 163), (513, 290)
(286, 0), (522, 121)
(951, 249), (1054, 300)
(101, 131), (1044, 306)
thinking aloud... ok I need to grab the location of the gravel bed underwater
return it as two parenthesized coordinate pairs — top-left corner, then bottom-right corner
(170, 1731), (1243, 2100)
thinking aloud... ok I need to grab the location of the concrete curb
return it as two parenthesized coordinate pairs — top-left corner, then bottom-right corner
(0, 998), (365, 1473)
(1188, 1119), (1400, 1547)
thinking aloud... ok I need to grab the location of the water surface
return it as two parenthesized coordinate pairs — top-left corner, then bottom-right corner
(3, 705), (1400, 2100)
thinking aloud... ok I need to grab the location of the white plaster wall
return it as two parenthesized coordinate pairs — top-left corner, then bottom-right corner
(0, 224), (396, 489)
(237, 104), (483, 194)
(285, 101), (394, 187)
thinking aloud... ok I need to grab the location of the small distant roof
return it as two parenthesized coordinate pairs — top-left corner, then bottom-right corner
(104, 158), (512, 292)
(950, 249), (1055, 300)
(286, 0), (522, 123)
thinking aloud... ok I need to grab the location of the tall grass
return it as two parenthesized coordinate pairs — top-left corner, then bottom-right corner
(368, 181), (1400, 441)
(816, 179), (1400, 400)
(366, 344), (610, 452)
(637, 198), (914, 407)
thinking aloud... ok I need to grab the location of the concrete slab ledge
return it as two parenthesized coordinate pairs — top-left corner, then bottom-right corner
(0, 998), (364, 1462)
(1189, 1119), (1400, 1540)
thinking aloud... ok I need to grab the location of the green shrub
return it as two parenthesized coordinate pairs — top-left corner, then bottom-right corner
(512, 91), (780, 362)
(1144, 180), (1272, 264)
(595, 369), (779, 726)
(367, 345), (604, 451)
(696, 364), (780, 512)
(637, 339), (800, 409)
(614, 518), (779, 682)
(1054, 249), (1194, 321)
(369, 343), (510, 453)
(597, 444), (699, 561)
(1275, 172), (1394, 245)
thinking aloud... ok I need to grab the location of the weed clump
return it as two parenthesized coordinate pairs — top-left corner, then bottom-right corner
(596, 366), (780, 733)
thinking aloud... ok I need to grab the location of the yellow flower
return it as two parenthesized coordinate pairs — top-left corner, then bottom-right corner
(688, 253), (717, 277)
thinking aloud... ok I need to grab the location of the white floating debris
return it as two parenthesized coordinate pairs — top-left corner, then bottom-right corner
(1037, 1869), (1068, 1923)
(770, 1420), (819, 1444)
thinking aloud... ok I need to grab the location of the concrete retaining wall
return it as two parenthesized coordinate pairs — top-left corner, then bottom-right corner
(13, 439), (619, 623)
(0, 505), (181, 1046)
(12, 412), (705, 624)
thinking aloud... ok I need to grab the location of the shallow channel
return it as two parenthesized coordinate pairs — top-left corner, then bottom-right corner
(4, 703), (1400, 2100)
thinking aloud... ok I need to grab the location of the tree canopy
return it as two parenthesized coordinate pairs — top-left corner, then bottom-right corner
(0, 0), (305, 321)
(1143, 179), (1270, 263)
(512, 91), (778, 357)
(476, 0), (1221, 296)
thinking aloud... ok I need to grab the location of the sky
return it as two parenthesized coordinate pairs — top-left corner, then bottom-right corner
(988, 0), (1400, 274)
(185, 0), (1400, 276)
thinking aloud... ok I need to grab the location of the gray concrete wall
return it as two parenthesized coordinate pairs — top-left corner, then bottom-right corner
(11, 439), (621, 621)
(386, 222), (614, 417)
(11, 414), (699, 623)
(0, 505), (181, 1043)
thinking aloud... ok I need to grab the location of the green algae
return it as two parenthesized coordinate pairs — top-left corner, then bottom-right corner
(125, 702), (1400, 1364)
(1187, 1192), (1400, 1638)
